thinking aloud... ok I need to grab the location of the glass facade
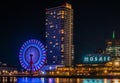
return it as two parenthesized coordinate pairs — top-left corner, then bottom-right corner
(45, 3), (74, 66)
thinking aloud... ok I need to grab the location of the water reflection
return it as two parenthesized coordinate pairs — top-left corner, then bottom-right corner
(1, 77), (120, 83)
(82, 79), (118, 83)
(83, 79), (104, 83)
(0, 77), (17, 83)
(17, 77), (79, 83)
(17, 77), (44, 83)
(111, 79), (120, 83)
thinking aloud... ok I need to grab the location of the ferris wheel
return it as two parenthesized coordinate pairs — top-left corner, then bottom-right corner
(19, 39), (46, 72)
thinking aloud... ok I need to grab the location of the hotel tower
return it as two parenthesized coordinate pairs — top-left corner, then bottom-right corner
(45, 3), (74, 67)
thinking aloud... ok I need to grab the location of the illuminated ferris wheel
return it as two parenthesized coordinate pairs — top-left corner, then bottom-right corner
(19, 39), (46, 72)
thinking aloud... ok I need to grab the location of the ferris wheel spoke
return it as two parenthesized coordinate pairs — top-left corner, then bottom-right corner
(19, 39), (46, 72)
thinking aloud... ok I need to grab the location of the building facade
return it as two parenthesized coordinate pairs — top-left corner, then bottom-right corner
(106, 39), (120, 57)
(45, 3), (74, 67)
(106, 32), (120, 61)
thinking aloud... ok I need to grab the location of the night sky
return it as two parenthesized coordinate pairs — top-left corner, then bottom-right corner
(0, 0), (120, 68)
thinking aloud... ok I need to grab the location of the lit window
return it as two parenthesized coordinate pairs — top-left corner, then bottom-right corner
(61, 60), (64, 64)
(61, 29), (64, 34)
(65, 3), (72, 9)
(61, 10), (65, 15)
(58, 11), (61, 15)
(56, 43), (58, 45)
(55, 25), (58, 29)
(54, 11), (56, 14)
(61, 37), (64, 41)
(50, 12), (53, 15)
(50, 25), (54, 28)
(53, 36), (56, 38)
(53, 56), (55, 58)
(46, 19), (48, 21)
(57, 17), (60, 19)
(46, 35), (48, 37)
(50, 50), (53, 53)
(53, 61), (55, 63)
(57, 13), (61, 15)
(61, 50), (64, 52)
(46, 33), (49, 37)
(61, 44), (64, 52)
(61, 55), (64, 58)
(50, 42), (52, 44)
(61, 44), (64, 48)
(53, 45), (55, 47)
(61, 15), (64, 19)
(53, 16), (56, 18)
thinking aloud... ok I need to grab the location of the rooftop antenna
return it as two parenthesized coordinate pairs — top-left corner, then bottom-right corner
(112, 31), (115, 40)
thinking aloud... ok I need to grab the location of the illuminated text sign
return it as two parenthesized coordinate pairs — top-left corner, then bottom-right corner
(83, 55), (111, 64)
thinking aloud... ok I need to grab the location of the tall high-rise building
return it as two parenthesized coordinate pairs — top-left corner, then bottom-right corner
(106, 39), (120, 57)
(106, 31), (120, 58)
(45, 3), (74, 67)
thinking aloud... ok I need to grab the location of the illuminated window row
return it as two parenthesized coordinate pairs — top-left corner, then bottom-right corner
(47, 10), (66, 15)
(49, 42), (59, 46)
(50, 25), (55, 28)
(61, 44), (64, 52)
